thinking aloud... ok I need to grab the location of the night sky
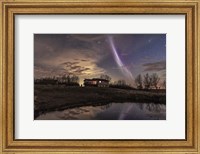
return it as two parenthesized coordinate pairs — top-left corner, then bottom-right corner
(34, 34), (166, 86)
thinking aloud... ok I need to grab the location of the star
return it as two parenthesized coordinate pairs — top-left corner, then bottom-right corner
(97, 41), (101, 44)
(148, 39), (152, 43)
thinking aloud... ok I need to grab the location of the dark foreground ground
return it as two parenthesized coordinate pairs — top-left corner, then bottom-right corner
(34, 85), (166, 119)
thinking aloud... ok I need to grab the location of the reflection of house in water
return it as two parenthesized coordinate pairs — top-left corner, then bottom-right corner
(84, 78), (109, 87)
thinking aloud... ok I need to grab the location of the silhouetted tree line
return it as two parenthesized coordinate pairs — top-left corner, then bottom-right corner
(135, 73), (166, 90)
(35, 74), (79, 86)
(35, 73), (166, 90)
(109, 80), (134, 90)
(100, 74), (134, 89)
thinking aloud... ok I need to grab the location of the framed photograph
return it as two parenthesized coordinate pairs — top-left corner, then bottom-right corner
(0, 0), (199, 153)
(34, 33), (166, 120)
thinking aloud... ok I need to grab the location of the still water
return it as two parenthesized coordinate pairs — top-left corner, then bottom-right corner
(36, 102), (166, 120)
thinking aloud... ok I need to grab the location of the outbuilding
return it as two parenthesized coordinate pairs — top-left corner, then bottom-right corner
(84, 78), (109, 87)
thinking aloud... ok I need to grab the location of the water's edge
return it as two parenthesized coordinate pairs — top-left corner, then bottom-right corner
(36, 102), (166, 120)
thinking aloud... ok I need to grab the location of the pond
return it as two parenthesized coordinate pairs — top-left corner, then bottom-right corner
(36, 102), (166, 120)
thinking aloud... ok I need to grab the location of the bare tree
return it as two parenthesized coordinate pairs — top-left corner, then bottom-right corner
(117, 80), (126, 86)
(71, 75), (79, 83)
(100, 74), (111, 82)
(151, 73), (160, 89)
(162, 79), (166, 89)
(135, 74), (143, 89)
(143, 73), (152, 89)
(61, 74), (67, 83)
(66, 74), (71, 84)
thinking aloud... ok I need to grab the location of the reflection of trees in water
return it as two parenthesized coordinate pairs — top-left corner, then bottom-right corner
(138, 103), (144, 110)
(100, 103), (112, 110)
(137, 103), (164, 112)
(145, 103), (163, 112)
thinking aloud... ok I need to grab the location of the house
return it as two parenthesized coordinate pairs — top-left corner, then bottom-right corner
(84, 78), (109, 87)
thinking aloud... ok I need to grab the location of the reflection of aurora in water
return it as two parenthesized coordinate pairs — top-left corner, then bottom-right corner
(36, 103), (166, 120)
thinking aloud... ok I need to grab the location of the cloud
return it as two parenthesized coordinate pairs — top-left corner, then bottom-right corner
(34, 63), (69, 78)
(62, 62), (79, 67)
(71, 34), (105, 42)
(34, 46), (106, 79)
(60, 61), (93, 76)
(143, 61), (166, 72)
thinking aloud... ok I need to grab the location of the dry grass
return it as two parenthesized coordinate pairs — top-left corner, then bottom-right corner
(34, 85), (166, 118)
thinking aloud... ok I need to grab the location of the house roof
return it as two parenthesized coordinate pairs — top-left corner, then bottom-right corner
(84, 78), (109, 82)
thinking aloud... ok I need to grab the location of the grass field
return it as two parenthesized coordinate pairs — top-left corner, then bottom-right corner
(34, 85), (166, 118)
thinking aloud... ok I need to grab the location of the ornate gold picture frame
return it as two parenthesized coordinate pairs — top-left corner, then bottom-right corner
(0, 0), (199, 153)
